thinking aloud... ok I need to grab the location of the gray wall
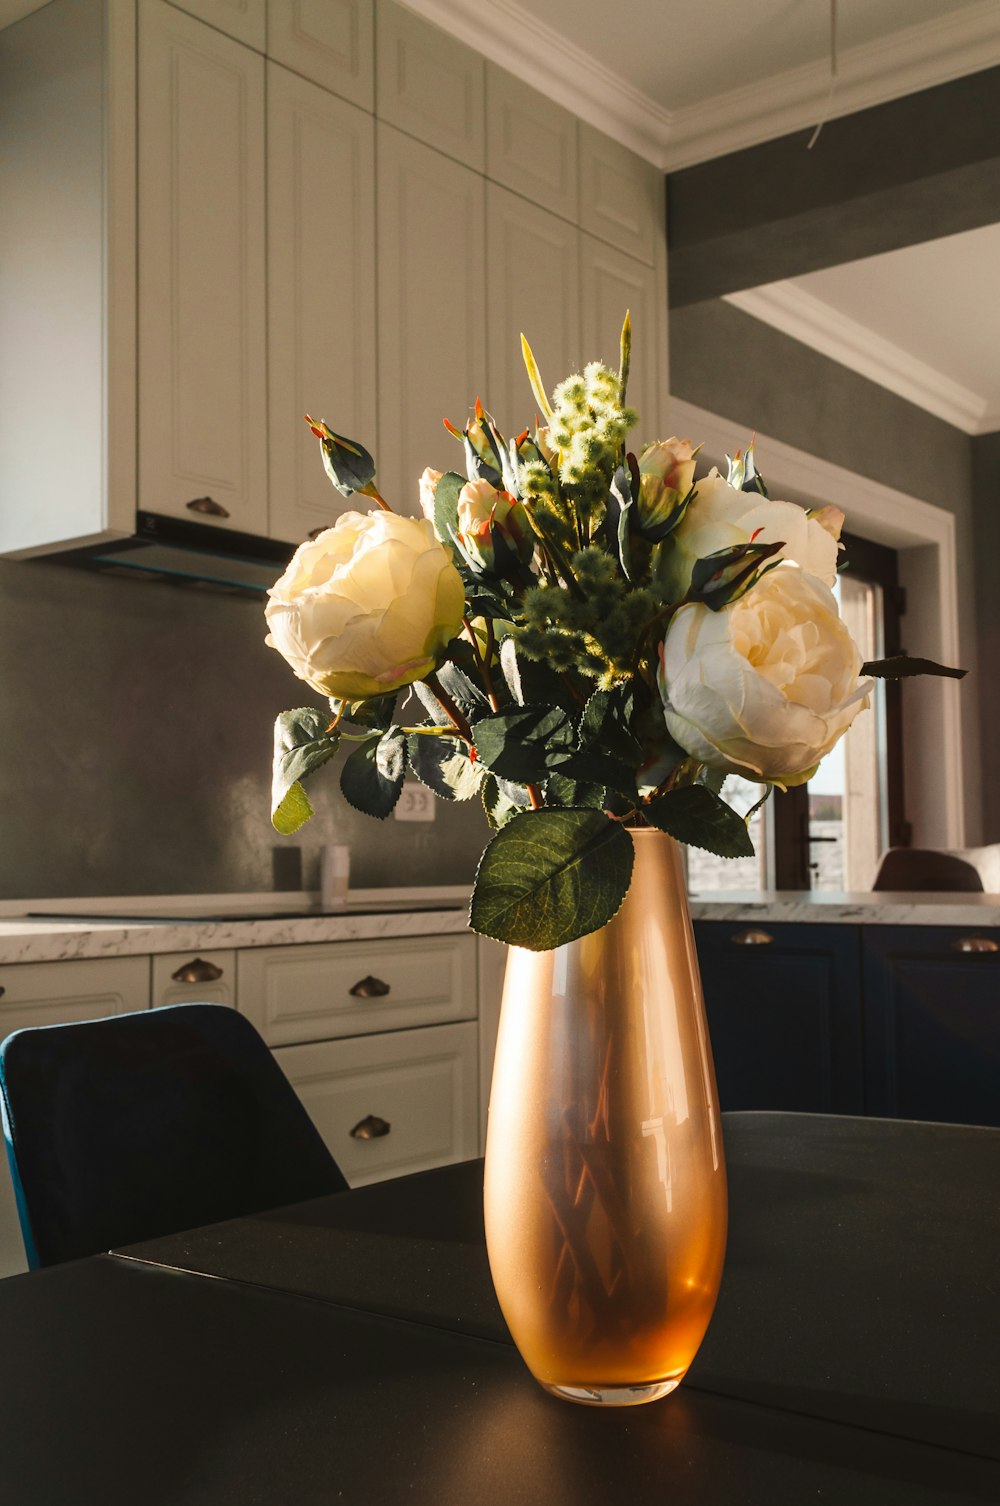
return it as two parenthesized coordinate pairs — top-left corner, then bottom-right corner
(0, 558), (485, 899)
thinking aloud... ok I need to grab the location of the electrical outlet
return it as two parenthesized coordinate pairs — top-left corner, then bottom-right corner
(394, 782), (436, 821)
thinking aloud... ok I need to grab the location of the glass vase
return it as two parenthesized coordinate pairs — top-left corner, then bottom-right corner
(484, 829), (728, 1406)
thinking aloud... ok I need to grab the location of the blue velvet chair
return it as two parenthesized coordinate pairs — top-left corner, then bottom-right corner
(0, 1003), (349, 1268)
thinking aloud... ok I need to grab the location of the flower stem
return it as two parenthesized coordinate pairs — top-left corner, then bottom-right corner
(423, 672), (475, 747)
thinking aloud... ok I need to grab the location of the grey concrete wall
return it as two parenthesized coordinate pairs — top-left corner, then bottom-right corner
(670, 298), (983, 841)
(0, 559), (485, 899)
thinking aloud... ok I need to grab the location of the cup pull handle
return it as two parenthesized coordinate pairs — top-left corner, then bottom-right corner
(0, 985), (5, 999)
(186, 496), (230, 518)
(731, 928), (774, 946)
(951, 936), (998, 954)
(171, 957), (224, 984)
(349, 975), (390, 998)
(350, 1114), (391, 1140)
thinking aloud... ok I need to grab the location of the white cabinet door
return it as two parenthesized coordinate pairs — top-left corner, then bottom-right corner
(267, 64), (376, 544)
(485, 183), (580, 435)
(151, 950), (237, 1009)
(375, 1), (484, 171)
(486, 64), (578, 223)
(580, 233), (667, 442)
(0, 956), (149, 1279)
(276, 1020), (479, 1185)
(578, 123), (662, 268)
(238, 934), (477, 1047)
(376, 124), (486, 512)
(267, 0), (374, 110)
(167, 0), (266, 50)
(138, 0), (268, 534)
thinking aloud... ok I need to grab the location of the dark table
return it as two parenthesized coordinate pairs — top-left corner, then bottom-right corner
(1, 1112), (997, 1504)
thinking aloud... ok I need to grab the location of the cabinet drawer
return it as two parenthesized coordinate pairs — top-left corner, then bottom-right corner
(0, 957), (149, 1036)
(276, 1021), (479, 1185)
(151, 950), (236, 1010)
(237, 934), (477, 1046)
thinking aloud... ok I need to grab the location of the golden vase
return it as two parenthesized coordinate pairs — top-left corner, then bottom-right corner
(484, 829), (727, 1406)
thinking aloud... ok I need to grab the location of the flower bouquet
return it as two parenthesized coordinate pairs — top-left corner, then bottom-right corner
(265, 314), (961, 950)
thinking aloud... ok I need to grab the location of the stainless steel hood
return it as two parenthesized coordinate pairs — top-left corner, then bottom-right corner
(53, 512), (295, 596)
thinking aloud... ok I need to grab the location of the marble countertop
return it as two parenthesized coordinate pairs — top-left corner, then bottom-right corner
(1, 889), (999, 966)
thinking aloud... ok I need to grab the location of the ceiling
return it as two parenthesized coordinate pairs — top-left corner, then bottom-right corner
(5, 0), (996, 431)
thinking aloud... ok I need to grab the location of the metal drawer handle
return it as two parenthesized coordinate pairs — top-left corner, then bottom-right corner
(171, 957), (224, 984)
(349, 975), (390, 998)
(731, 928), (774, 946)
(0, 985), (5, 999)
(350, 1114), (391, 1140)
(951, 936), (998, 954)
(185, 496), (230, 518)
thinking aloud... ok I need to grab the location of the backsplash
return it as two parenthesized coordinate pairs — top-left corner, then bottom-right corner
(0, 558), (484, 899)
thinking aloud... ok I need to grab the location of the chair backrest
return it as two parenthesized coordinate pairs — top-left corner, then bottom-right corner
(0, 1003), (348, 1268)
(872, 848), (985, 894)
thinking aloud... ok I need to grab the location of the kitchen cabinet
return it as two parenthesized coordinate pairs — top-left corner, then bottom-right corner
(580, 232), (667, 437)
(138, 0), (269, 534)
(862, 925), (1000, 1127)
(276, 1019), (479, 1186)
(694, 921), (865, 1116)
(266, 62), (377, 543)
(374, 0), (484, 170)
(376, 124), (486, 511)
(267, 0), (374, 109)
(485, 63), (579, 222)
(578, 122), (661, 266)
(151, 949), (237, 1009)
(169, 0), (265, 50)
(485, 184), (581, 433)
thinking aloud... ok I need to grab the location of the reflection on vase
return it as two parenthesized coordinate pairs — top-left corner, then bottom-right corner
(484, 830), (727, 1405)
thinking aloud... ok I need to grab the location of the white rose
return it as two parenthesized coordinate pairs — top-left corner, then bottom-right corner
(658, 567), (871, 785)
(265, 511), (465, 701)
(660, 468), (841, 600)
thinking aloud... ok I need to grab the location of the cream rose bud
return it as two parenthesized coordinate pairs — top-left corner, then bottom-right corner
(658, 567), (871, 786)
(637, 438), (697, 533)
(660, 468), (841, 600)
(456, 478), (533, 577)
(418, 467), (443, 522)
(265, 511), (465, 702)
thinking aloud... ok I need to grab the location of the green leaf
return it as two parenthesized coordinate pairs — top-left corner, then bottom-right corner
(470, 809), (634, 950)
(545, 773), (605, 809)
(499, 637), (581, 716)
(579, 687), (641, 764)
(433, 470), (466, 554)
(406, 732), (482, 801)
(643, 786), (754, 858)
(481, 773), (529, 829)
(861, 654), (966, 681)
(560, 748), (637, 800)
(339, 727), (407, 819)
(520, 333), (554, 420)
(698, 765), (727, 796)
(472, 705), (575, 782)
(271, 708), (340, 834)
(436, 661), (490, 715)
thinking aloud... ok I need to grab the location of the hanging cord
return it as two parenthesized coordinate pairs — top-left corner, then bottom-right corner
(807, 0), (839, 149)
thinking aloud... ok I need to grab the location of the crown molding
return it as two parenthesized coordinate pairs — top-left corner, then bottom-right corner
(725, 283), (993, 436)
(399, 0), (1000, 171)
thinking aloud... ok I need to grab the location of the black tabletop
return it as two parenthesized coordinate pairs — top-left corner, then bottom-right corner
(1, 1254), (996, 1506)
(120, 1111), (1000, 1460)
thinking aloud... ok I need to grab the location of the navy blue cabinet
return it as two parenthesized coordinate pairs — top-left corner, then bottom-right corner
(862, 926), (1000, 1127)
(693, 921), (865, 1115)
(694, 918), (1000, 1126)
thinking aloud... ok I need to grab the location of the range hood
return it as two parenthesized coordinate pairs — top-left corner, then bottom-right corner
(51, 512), (295, 596)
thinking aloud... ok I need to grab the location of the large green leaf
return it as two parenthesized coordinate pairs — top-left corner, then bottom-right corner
(271, 708), (340, 834)
(861, 654), (966, 680)
(339, 727), (407, 819)
(643, 785), (754, 858)
(472, 705), (575, 782)
(481, 773), (528, 829)
(579, 687), (641, 763)
(469, 808), (634, 950)
(498, 637), (580, 715)
(406, 732), (482, 801)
